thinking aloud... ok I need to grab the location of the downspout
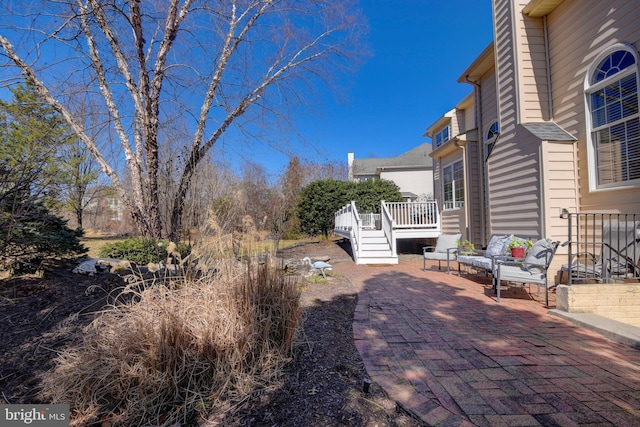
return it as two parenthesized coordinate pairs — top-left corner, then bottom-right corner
(543, 15), (553, 120)
(541, 14), (552, 237)
(464, 76), (487, 245)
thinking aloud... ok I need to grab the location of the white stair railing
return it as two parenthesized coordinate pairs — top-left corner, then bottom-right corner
(380, 200), (397, 257)
(334, 201), (362, 259)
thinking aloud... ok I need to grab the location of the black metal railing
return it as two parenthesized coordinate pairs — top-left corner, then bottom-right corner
(560, 211), (640, 285)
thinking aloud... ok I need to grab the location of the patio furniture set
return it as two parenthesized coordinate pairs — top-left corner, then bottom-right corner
(423, 221), (640, 307)
(423, 234), (559, 306)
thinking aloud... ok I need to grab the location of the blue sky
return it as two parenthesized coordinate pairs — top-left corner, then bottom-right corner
(246, 0), (494, 178)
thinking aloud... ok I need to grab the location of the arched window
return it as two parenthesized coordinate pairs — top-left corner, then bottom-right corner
(585, 44), (640, 189)
(484, 121), (499, 161)
(486, 121), (500, 140)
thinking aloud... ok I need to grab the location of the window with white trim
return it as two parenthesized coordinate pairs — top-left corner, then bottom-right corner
(434, 125), (450, 148)
(586, 44), (640, 189)
(443, 160), (464, 210)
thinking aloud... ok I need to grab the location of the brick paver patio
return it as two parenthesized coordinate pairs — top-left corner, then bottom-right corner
(333, 258), (640, 426)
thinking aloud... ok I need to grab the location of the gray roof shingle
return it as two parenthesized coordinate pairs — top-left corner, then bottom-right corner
(520, 122), (577, 141)
(352, 143), (432, 176)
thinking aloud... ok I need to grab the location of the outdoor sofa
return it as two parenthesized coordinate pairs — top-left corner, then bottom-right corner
(456, 234), (515, 276)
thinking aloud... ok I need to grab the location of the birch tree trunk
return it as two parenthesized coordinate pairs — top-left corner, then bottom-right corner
(0, 0), (365, 239)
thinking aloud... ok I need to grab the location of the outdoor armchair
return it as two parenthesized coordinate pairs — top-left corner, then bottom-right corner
(494, 238), (560, 306)
(422, 233), (461, 274)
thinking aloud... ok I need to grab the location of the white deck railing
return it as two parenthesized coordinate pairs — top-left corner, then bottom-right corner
(335, 200), (439, 234)
(384, 201), (440, 229)
(360, 213), (380, 229)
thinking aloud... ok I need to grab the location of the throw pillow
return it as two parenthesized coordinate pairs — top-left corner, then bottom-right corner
(524, 238), (554, 266)
(485, 234), (513, 257)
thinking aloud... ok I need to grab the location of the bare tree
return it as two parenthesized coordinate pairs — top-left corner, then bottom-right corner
(0, 0), (365, 239)
(58, 93), (107, 230)
(59, 137), (101, 229)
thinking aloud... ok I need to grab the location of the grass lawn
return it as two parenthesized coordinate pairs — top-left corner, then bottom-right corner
(81, 236), (128, 258)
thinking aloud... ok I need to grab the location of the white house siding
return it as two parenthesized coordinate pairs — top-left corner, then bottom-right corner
(548, 0), (640, 213)
(379, 169), (434, 199)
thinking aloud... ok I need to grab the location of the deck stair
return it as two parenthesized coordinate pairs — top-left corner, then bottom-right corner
(334, 200), (441, 265)
(356, 229), (396, 264)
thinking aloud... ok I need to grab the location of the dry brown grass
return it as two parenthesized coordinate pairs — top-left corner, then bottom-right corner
(41, 246), (302, 426)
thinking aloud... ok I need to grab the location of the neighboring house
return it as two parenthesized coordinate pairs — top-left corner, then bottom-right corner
(80, 185), (132, 233)
(348, 143), (434, 201)
(427, 0), (640, 278)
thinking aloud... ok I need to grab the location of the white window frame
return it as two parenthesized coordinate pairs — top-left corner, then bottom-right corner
(584, 43), (640, 191)
(442, 159), (464, 210)
(434, 125), (450, 148)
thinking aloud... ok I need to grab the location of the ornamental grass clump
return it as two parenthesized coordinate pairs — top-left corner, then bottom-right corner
(41, 252), (301, 426)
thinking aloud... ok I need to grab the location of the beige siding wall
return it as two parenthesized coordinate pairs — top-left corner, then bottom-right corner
(517, 4), (550, 121)
(433, 159), (441, 202)
(493, 0), (518, 134)
(492, 0), (547, 252)
(453, 109), (465, 136)
(541, 141), (579, 239)
(478, 64), (497, 246)
(434, 150), (465, 236)
(487, 126), (543, 239)
(480, 69), (498, 132)
(541, 140), (580, 276)
(463, 104), (475, 133)
(548, 0), (640, 213)
(380, 169), (434, 199)
(465, 138), (483, 245)
(441, 209), (466, 238)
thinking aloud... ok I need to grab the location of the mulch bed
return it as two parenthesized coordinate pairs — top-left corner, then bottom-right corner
(0, 239), (422, 426)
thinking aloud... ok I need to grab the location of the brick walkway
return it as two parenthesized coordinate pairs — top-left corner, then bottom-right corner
(333, 258), (640, 426)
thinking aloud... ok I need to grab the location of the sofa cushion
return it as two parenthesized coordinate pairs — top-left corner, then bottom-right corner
(485, 235), (513, 258)
(457, 255), (492, 271)
(423, 252), (453, 261)
(434, 233), (462, 253)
